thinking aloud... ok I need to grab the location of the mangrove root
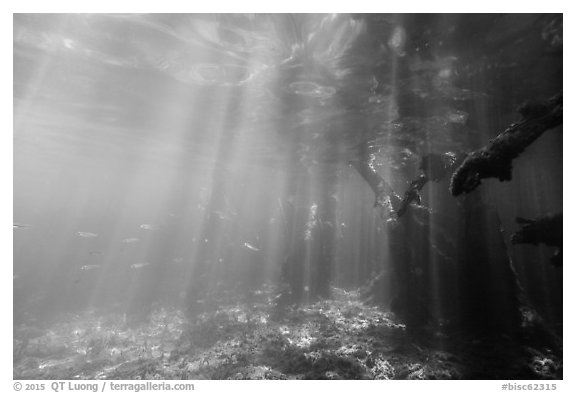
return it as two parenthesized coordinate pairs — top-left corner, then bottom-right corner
(397, 152), (463, 218)
(511, 213), (562, 266)
(349, 159), (401, 220)
(450, 93), (562, 196)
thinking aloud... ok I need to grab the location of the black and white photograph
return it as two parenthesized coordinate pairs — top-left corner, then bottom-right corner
(12, 9), (565, 383)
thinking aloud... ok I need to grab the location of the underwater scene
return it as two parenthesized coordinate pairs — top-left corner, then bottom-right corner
(13, 13), (562, 380)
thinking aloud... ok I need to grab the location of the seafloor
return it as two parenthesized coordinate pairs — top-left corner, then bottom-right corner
(14, 287), (561, 380)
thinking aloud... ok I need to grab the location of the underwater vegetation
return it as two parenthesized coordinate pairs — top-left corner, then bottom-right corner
(13, 287), (561, 380)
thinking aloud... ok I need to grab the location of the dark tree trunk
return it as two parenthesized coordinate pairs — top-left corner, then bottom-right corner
(281, 198), (308, 304)
(351, 156), (526, 335)
(455, 192), (523, 334)
(186, 169), (229, 314)
(349, 157), (434, 328)
(388, 210), (432, 330)
(309, 163), (338, 299)
(277, 163), (339, 305)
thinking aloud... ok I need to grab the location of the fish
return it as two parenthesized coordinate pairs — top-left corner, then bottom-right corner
(130, 263), (151, 270)
(243, 242), (260, 252)
(212, 211), (227, 220)
(80, 265), (101, 271)
(77, 232), (98, 238)
(13, 223), (32, 229)
(139, 224), (154, 230)
(122, 238), (140, 244)
(172, 257), (184, 263)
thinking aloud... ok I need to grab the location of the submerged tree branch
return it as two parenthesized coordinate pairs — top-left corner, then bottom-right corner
(450, 93), (562, 196)
(397, 153), (463, 218)
(349, 159), (401, 220)
(511, 213), (563, 266)
(396, 175), (428, 218)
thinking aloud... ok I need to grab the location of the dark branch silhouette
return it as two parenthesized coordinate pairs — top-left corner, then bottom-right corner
(512, 213), (562, 266)
(397, 153), (463, 218)
(450, 93), (562, 196)
(349, 159), (401, 220)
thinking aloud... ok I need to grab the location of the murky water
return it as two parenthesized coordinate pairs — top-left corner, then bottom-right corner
(14, 14), (562, 379)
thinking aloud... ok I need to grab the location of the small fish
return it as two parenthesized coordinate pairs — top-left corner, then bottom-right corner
(139, 224), (154, 230)
(77, 232), (98, 238)
(172, 257), (184, 263)
(13, 223), (32, 229)
(212, 211), (227, 220)
(243, 242), (260, 252)
(130, 263), (151, 270)
(89, 251), (102, 255)
(122, 238), (140, 244)
(80, 265), (101, 271)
